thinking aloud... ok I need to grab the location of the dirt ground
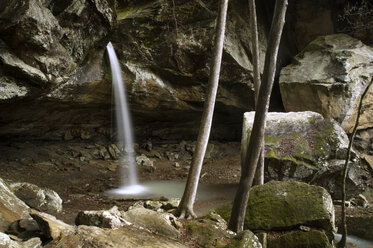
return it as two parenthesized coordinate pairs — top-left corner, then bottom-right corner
(0, 139), (241, 224)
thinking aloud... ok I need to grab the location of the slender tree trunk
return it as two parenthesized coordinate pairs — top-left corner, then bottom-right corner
(249, 0), (265, 186)
(228, 0), (288, 232)
(175, 0), (229, 219)
(338, 78), (373, 247)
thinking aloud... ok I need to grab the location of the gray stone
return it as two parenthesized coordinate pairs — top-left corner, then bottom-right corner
(122, 207), (181, 238)
(10, 182), (63, 213)
(75, 206), (130, 229)
(44, 225), (188, 248)
(280, 34), (373, 133)
(30, 210), (75, 240)
(136, 154), (155, 169)
(242, 111), (365, 199)
(0, 178), (30, 232)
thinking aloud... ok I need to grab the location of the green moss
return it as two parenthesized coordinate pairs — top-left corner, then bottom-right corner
(268, 230), (332, 248)
(215, 203), (233, 223)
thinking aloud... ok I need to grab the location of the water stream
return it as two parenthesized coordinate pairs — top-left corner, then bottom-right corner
(106, 42), (146, 195)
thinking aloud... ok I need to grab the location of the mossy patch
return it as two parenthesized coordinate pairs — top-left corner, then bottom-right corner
(268, 230), (332, 248)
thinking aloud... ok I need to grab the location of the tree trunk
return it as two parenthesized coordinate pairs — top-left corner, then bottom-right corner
(338, 77), (373, 247)
(249, 0), (265, 186)
(175, 0), (229, 219)
(228, 0), (288, 232)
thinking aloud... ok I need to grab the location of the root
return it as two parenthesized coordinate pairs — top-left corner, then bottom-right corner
(175, 206), (197, 219)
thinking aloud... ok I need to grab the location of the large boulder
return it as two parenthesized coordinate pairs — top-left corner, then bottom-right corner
(44, 225), (188, 248)
(185, 211), (234, 247)
(242, 111), (366, 199)
(0, 178), (30, 232)
(279, 34), (373, 134)
(267, 230), (332, 248)
(216, 181), (335, 242)
(10, 182), (63, 214)
(122, 207), (181, 238)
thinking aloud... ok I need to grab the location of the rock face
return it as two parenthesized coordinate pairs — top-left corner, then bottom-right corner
(0, 178), (30, 232)
(242, 111), (366, 199)
(279, 34), (373, 133)
(0, 0), (115, 140)
(10, 182), (63, 213)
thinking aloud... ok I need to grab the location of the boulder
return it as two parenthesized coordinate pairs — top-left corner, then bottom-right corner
(10, 182), (63, 213)
(44, 225), (188, 248)
(224, 230), (262, 248)
(0, 178), (30, 232)
(30, 210), (75, 240)
(279, 34), (373, 133)
(122, 207), (181, 238)
(185, 211), (234, 247)
(242, 111), (365, 199)
(216, 181), (335, 241)
(267, 230), (332, 248)
(336, 209), (373, 241)
(75, 206), (130, 229)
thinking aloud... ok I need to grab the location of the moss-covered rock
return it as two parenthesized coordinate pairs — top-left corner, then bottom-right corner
(223, 230), (262, 248)
(268, 230), (332, 248)
(242, 111), (365, 199)
(216, 181), (335, 241)
(186, 211), (234, 248)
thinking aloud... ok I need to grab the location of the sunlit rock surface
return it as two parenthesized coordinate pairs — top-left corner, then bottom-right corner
(280, 34), (373, 133)
(0, 178), (30, 232)
(44, 225), (188, 248)
(10, 182), (63, 214)
(242, 111), (366, 199)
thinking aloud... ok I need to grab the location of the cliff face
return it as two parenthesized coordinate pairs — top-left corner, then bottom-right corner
(0, 0), (369, 141)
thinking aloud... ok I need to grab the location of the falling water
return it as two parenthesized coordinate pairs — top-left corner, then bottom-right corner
(106, 42), (146, 195)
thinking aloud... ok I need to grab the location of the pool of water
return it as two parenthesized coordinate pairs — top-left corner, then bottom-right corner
(105, 180), (237, 201)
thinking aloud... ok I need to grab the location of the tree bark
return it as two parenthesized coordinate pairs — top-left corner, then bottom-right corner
(249, 0), (265, 186)
(228, 0), (288, 232)
(338, 77), (373, 247)
(175, 0), (229, 219)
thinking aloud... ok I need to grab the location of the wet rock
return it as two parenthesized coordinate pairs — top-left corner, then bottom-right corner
(280, 34), (373, 133)
(216, 181), (335, 241)
(186, 211), (234, 247)
(44, 225), (188, 248)
(30, 210), (75, 240)
(0, 178), (30, 232)
(223, 230), (262, 248)
(339, 211), (373, 241)
(122, 207), (181, 238)
(10, 182), (63, 213)
(75, 206), (129, 229)
(268, 230), (332, 248)
(242, 111), (365, 199)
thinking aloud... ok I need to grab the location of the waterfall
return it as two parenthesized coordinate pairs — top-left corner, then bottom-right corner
(106, 42), (146, 195)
